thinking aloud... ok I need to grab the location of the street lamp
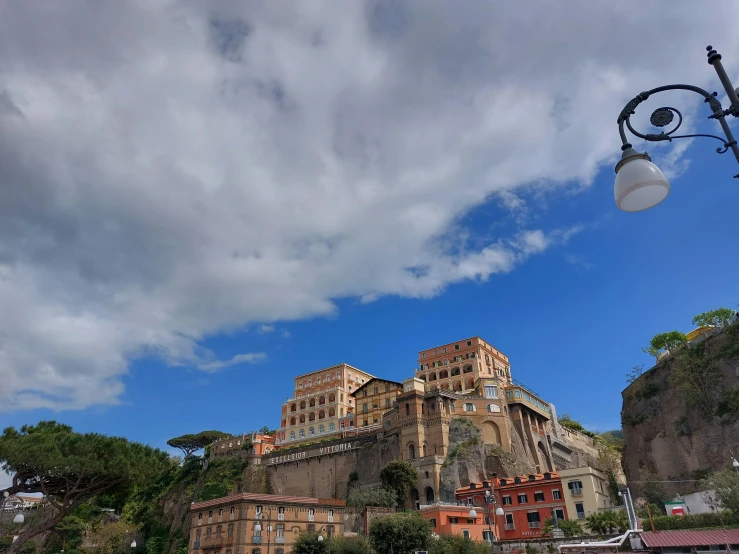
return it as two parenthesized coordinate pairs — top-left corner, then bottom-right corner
(468, 490), (504, 554)
(254, 510), (273, 554)
(317, 527), (331, 554)
(615, 45), (739, 212)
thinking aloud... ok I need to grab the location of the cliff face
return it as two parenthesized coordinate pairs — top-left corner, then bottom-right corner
(621, 324), (739, 498)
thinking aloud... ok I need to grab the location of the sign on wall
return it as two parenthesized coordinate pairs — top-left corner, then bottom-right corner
(267, 441), (360, 465)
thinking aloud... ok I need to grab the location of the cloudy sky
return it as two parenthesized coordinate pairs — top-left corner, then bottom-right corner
(1, 1), (738, 447)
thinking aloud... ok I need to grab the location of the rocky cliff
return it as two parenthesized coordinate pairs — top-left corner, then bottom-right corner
(621, 323), (739, 498)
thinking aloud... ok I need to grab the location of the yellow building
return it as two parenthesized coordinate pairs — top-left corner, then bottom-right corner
(350, 378), (402, 428)
(559, 466), (614, 522)
(277, 364), (374, 445)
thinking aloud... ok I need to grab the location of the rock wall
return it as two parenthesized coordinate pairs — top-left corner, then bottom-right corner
(621, 323), (739, 498)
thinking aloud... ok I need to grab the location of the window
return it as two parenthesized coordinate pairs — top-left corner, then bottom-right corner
(487, 404), (500, 413)
(409, 443), (416, 460)
(500, 479), (507, 486)
(328, 509), (334, 522)
(465, 403), (474, 412)
(275, 550), (284, 554)
(289, 431), (295, 440)
(442, 347), (447, 353)
(363, 403), (368, 413)
(518, 494), (528, 504)
(308, 509), (315, 522)
(552, 490), (561, 500)
(455, 344), (460, 350)
(319, 424), (325, 433)
(298, 429), (305, 437)
(467, 341), (472, 346)
(568, 481), (583, 495)
(385, 398), (391, 408)
(328, 422), (335, 432)
(363, 419), (368, 426)
(575, 502), (585, 519)
(527, 512), (541, 529)
(276, 524), (284, 538)
(554, 509), (565, 521)
(218, 508), (223, 522)
(386, 384), (391, 392)
(198, 513), (203, 525)
(434, 349), (438, 354)
(449, 517), (458, 524)
(227, 524), (234, 538)
(482, 530), (493, 543)
(307, 524), (315, 533)
(429, 518), (436, 528)
(502, 495), (512, 505)
(206, 528), (212, 540)
(278, 507), (285, 520)
(230, 507), (235, 520)
(309, 427), (315, 435)
(208, 511), (213, 523)
(528, 475), (536, 482)
(534, 492), (545, 502)
(484, 385), (498, 399)
(505, 513), (514, 529)
(462, 529), (470, 539)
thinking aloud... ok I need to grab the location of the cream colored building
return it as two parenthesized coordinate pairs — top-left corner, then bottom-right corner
(277, 364), (374, 445)
(559, 466), (613, 522)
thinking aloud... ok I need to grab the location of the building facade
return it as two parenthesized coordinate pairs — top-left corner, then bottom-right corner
(189, 493), (345, 554)
(419, 505), (495, 543)
(456, 473), (568, 541)
(350, 378), (402, 428)
(277, 364), (375, 445)
(416, 337), (512, 393)
(211, 433), (278, 460)
(559, 466), (613, 523)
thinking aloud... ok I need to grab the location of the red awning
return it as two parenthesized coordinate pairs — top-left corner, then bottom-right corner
(640, 530), (739, 548)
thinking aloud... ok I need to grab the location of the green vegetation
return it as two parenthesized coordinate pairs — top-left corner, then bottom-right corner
(442, 437), (479, 467)
(166, 430), (231, 458)
(648, 511), (738, 530)
(379, 459), (418, 508)
(0, 422), (169, 554)
(543, 518), (583, 537)
(716, 388), (739, 422)
(291, 533), (332, 554)
(650, 331), (688, 356)
(428, 534), (492, 554)
(346, 487), (397, 510)
(625, 365), (644, 384)
(703, 469), (739, 518)
(197, 457), (249, 501)
(368, 511), (431, 554)
(584, 510), (628, 535)
(692, 307), (735, 329)
(557, 415), (597, 438)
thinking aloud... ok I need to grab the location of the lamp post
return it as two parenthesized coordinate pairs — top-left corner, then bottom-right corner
(11, 512), (24, 544)
(317, 526), (331, 554)
(254, 510), (272, 554)
(468, 490), (504, 554)
(614, 45), (739, 212)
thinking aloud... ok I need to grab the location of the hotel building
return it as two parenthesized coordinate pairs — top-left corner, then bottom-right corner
(350, 377), (402, 428)
(189, 493), (345, 554)
(559, 466), (614, 523)
(277, 364), (374, 445)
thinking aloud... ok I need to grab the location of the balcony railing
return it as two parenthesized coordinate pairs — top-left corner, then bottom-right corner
(251, 536), (263, 544)
(277, 513), (284, 521)
(198, 537), (234, 548)
(570, 490), (583, 497)
(275, 537), (285, 544)
(505, 524), (515, 531)
(528, 522), (541, 529)
(577, 512), (585, 519)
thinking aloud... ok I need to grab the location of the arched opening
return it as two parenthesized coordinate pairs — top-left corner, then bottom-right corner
(419, 374), (426, 381)
(328, 407), (336, 417)
(440, 370), (449, 379)
(300, 401), (306, 410)
(289, 431), (295, 440)
(318, 410), (325, 419)
(329, 392), (335, 402)
(483, 421), (502, 445)
(408, 443), (416, 460)
(425, 487), (435, 504)
(451, 367), (460, 376)
(290, 403), (297, 412)
(290, 417), (296, 426)
(463, 365), (473, 374)
(453, 380), (462, 392)
(319, 396), (326, 405)
(319, 424), (325, 434)
(309, 398), (316, 407)
(423, 442), (428, 457)
(309, 412), (316, 422)
(429, 373), (437, 382)
(466, 378), (474, 390)
(299, 415), (306, 424)
(411, 488), (420, 510)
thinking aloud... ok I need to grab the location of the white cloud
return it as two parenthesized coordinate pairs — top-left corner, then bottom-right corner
(196, 353), (267, 373)
(0, 471), (12, 492)
(259, 324), (275, 333)
(1, 1), (738, 410)
(564, 254), (594, 271)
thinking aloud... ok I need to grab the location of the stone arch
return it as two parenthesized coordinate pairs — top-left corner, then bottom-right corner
(290, 417), (296, 426)
(309, 398), (316, 407)
(299, 414), (306, 424)
(466, 377), (475, 390)
(419, 374), (426, 381)
(463, 364), (473, 373)
(425, 486), (435, 504)
(309, 412), (316, 422)
(328, 407), (336, 417)
(300, 400), (306, 410)
(439, 369), (449, 379)
(290, 403), (297, 412)
(319, 396), (326, 405)
(451, 366), (460, 376)
(482, 421), (502, 445)
(318, 410), (325, 419)
(453, 380), (462, 391)
(329, 392), (336, 402)
(429, 372), (437, 382)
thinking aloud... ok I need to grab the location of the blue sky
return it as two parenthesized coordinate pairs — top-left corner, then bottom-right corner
(1, 1), (739, 475)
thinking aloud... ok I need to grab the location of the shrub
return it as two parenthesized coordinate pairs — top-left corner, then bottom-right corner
(651, 511), (738, 530)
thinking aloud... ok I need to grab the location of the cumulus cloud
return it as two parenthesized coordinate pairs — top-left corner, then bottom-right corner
(0, 0), (737, 410)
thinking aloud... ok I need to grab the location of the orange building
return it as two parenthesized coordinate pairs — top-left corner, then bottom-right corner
(210, 432), (279, 459)
(456, 473), (568, 541)
(419, 505), (496, 543)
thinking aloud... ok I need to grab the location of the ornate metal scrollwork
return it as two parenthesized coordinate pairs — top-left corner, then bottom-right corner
(650, 108), (674, 127)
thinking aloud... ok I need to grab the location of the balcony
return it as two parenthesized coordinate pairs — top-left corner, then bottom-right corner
(198, 537), (234, 549)
(570, 489), (583, 497)
(505, 524), (515, 531)
(277, 513), (285, 521)
(275, 538), (285, 544)
(251, 537), (263, 544)
(528, 522), (541, 529)
(577, 512), (585, 519)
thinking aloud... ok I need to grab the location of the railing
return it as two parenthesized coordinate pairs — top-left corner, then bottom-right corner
(198, 537), (234, 548)
(577, 512), (585, 519)
(505, 524), (515, 531)
(251, 536), (263, 544)
(277, 513), (284, 521)
(528, 522), (541, 529)
(275, 537), (285, 544)
(570, 490), (583, 497)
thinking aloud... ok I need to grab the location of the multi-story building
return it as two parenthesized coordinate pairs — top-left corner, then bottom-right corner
(456, 473), (568, 541)
(416, 337), (512, 393)
(210, 433), (278, 460)
(418, 504), (495, 543)
(350, 378), (402, 428)
(188, 493), (345, 554)
(559, 466), (614, 523)
(277, 364), (374, 445)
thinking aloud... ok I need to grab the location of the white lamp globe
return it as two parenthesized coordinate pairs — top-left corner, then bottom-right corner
(13, 513), (25, 524)
(495, 507), (504, 516)
(131, 541), (137, 548)
(614, 152), (670, 212)
(732, 458), (739, 468)
(468, 508), (477, 518)
(317, 535), (324, 542)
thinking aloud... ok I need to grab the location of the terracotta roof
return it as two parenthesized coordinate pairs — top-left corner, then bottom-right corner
(640, 530), (739, 548)
(190, 493), (346, 511)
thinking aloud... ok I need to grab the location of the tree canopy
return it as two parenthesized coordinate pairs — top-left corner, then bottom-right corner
(379, 459), (418, 508)
(650, 331), (687, 354)
(166, 430), (231, 458)
(369, 511), (431, 554)
(543, 518), (583, 537)
(584, 510), (629, 535)
(703, 470), (739, 517)
(0, 421), (170, 554)
(291, 533), (331, 554)
(346, 487), (397, 510)
(692, 307), (735, 329)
